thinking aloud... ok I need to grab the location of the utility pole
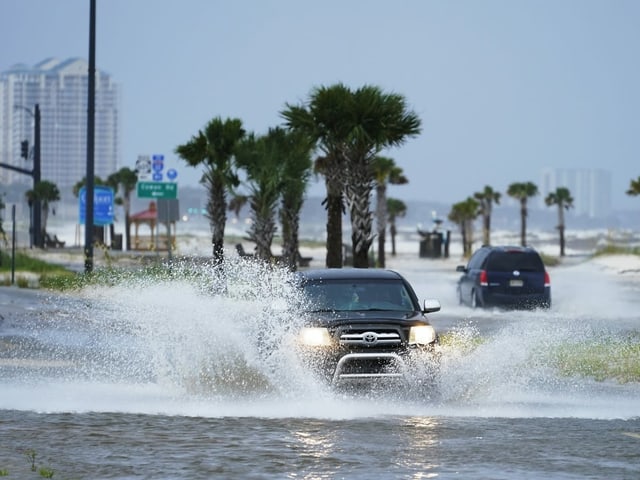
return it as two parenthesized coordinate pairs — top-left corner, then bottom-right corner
(0, 104), (43, 248)
(84, 0), (96, 273)
(33, 104), (42, 249)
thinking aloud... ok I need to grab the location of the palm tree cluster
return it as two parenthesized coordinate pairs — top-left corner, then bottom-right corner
(281, 83), (421, 268)
(175, 83), (420, 270)
(449, 181), (576, 258)
(175, 118), (315, 270)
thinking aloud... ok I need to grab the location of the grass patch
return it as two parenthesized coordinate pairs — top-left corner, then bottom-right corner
(0, 250), (70, 275)
(539, 252), (560, 267)
(593, 245), (640, 257)
(551, 337), (640, 383)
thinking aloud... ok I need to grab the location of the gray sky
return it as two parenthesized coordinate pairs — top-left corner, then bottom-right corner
(2, 0), (639, 209)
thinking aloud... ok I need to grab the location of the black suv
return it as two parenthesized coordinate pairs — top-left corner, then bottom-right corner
(294, 268), (441, 387)
(456, 245), (551, 309)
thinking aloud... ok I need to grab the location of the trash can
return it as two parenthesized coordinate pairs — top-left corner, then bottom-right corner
(419, 231), (443, 258)
(112, 234), (123, 251)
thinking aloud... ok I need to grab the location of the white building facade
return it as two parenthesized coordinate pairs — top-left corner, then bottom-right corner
(0, 58), (121, 202)
(540, 168), (612, 218)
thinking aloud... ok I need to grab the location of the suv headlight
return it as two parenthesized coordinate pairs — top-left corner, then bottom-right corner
(409, 325), (436, 345)
(299, 327), (332, 347)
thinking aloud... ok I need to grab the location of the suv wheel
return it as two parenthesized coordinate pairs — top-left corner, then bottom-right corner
(471, 290), (478, 309)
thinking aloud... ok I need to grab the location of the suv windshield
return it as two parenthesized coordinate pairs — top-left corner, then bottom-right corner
(486, 251), (544, 272)
(302, 280), (415, 312)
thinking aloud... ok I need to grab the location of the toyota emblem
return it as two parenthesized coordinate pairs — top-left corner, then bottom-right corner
(362, 331), (378, 345)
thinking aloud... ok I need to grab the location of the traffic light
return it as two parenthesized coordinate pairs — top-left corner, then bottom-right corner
(20, 140), (29, 159)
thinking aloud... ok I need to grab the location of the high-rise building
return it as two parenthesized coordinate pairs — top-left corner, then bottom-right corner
(540, 168), (612, 218)
(0, 57), (121, 202)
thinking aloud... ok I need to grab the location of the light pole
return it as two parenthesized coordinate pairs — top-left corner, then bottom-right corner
(85, 0), (96, 272)
(13, 104), (42, 248)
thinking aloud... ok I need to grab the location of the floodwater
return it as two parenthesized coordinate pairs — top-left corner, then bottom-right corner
(1, 256), (639, 479)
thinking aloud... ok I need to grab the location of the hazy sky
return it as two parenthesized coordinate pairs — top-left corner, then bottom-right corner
(2, 0), (639, 209)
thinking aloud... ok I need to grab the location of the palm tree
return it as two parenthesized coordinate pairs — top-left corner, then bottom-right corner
(627, 176), (640, 197)
(107, 167), (138, 251)
(507, 181), (539, 247)
(341, 85), (421, 268)
(283, 84), (421, 268)
(387, 197), (407, 257)
(448, 197), (479, 257)
(279, 129), (314, 271)
(474, 185), (501, 246)
(175, 117), (245, 264)
(281, 84), (351, 268)
(234, 128), (298, 262)
(372, 156), (408, 267)
(26, 180), (60, 239)
(545, 187), (574, 256)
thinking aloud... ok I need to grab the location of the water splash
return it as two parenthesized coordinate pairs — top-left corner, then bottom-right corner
(1, 256), (639, 420)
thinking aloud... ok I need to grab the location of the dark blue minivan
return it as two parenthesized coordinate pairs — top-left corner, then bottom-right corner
(456, 245), (551, 309)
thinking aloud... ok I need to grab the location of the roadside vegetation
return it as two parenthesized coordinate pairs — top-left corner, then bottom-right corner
(0, 250), (74, 288)
(441, 329), (640, 384)
(593, 244), (640, 257)
(551, 337), (640, 383)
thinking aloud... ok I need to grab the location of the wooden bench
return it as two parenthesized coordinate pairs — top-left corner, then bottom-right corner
(44, 233), (65, 248)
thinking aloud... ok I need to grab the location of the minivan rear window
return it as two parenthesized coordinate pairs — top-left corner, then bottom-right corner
(486, 252), (544, 272)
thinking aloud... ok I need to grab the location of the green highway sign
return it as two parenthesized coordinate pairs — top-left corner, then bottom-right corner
(137, 181), (178, 199)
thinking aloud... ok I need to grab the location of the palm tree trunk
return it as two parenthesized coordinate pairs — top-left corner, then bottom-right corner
(376, 184), (387, 268)
(460, 223), (468, 257)
(345, 168), (373, 268)
(464, 219), (474, 257)
(390, 223), (397, 256)
(558, 204), (566, 256)
(324, 170), (344, 268)
(206, 174), (227, 264)
(520, 200), (527, 247)
(280, 208), (296, 270)
(123, 194), (132, 251)
(483, 204), (492, 245)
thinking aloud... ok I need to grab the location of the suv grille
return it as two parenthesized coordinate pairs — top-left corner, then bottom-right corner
(339, 329), (402, 347)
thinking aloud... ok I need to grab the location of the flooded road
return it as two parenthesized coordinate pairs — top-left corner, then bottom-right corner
(1, 257), (639, 479)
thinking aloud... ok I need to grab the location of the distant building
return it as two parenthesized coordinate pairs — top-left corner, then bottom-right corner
(540, 168), (611, 218)
(0, 58), (121, 202)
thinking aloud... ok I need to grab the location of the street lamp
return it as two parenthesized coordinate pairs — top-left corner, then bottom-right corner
(13, 104), (42, 248)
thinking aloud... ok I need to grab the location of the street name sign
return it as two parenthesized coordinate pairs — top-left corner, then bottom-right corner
(137, 181), (178, 199)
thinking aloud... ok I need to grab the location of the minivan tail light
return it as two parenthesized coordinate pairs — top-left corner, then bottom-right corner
(479, 270), (488, 287)
(544, 271), (550, 287)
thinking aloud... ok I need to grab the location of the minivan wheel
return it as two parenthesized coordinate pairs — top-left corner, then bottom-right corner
(457, 287), (463, 305)
(471, 290), (478, 309)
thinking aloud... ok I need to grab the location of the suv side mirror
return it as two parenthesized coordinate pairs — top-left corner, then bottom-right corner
(456, 265), (466, 273)
(423, 299), (441, 314)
